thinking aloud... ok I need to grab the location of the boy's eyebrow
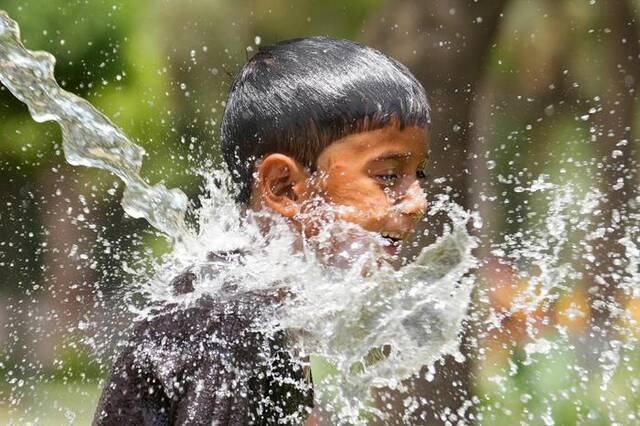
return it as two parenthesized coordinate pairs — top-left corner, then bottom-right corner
(373, 151), (428, 162)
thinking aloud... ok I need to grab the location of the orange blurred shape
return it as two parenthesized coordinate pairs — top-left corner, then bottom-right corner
(479, 257), (548, 343)
(480, 257), (520, 312)
(622, 297), (640, 333)
(553, 288), (590, 333)
(480, 257), (542, 316)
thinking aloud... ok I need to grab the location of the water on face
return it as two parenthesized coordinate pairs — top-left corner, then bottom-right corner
(1, 8), (640, 426)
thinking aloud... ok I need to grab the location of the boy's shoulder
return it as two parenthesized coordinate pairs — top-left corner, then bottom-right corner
(128, 290), (282, 394)
(169, 248), (249, 295)
(95, 251), (313, 424)
(134, 248), (282, 362)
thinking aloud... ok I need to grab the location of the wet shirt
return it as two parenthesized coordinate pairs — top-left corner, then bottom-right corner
(93, 253), (314, 425)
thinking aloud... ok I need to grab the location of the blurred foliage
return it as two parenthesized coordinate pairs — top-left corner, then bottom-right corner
(0, 0), (639, 424)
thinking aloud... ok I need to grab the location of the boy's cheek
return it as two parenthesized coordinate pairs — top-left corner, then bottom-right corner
(298, 179), (393, 234)
(297, 200), (384, 237)
(334, 205), (389, 232)
(322, 185), (391, 223)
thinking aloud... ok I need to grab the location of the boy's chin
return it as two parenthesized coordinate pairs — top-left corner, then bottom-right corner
(302, 220), (407, 268)
(381, 241), (402, 258)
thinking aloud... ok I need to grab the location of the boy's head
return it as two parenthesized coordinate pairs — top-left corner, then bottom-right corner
(221, 37), (430, 258)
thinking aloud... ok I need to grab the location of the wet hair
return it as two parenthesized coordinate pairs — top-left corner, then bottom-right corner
(220, 36), (430, 203)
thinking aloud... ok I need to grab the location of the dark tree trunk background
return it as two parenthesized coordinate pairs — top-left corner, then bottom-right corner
(589, 0), (640, 336)
(362, 1), (510, 423)
(361, 0), (640, 423)
(364, 0), (510, 204)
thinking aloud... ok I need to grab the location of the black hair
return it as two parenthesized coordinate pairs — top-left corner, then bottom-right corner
(220, 36), (430, 203)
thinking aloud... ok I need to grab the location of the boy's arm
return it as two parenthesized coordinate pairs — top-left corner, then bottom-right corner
(94, 292), (312, 425)
(92, 340), (174, 425)
(93, 338), (259, 426)
(93, 307), (259, 425)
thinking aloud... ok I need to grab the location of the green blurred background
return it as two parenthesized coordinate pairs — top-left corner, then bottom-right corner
(1, 0), (639, 424)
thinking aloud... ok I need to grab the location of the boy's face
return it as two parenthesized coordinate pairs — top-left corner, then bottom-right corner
(306, 125), (428, 258)
(254, 123), (428, 261)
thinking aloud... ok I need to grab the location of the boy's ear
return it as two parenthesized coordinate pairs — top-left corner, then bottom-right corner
(257, 153), (309, 218)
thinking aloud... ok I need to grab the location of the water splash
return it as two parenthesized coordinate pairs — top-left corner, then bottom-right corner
(130, 171), (478, 424)
(0, 11), (479, 423)
(0, 10), (191, 243)
(473, 176), (640, 425)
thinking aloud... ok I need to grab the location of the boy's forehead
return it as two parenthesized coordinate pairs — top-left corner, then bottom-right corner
(335, 125), (428, 155)
(316, 125), (428, 170)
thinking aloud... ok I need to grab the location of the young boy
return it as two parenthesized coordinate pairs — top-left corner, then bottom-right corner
(93, 36), (430, 425)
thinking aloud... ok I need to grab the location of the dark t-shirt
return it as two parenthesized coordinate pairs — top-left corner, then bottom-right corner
(93, 256), (314, 425)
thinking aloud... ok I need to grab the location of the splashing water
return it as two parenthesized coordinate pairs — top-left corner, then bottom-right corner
(0, 10), (479, 424)
(0, 10), (191, 243)
(137, 174), (478, 422)
(3, 8), (640, 426)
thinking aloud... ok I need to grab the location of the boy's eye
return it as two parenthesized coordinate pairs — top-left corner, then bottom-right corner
(416, 170), (430, 180)
(416, 161), (430, 181)
(375, 171), (399, 184)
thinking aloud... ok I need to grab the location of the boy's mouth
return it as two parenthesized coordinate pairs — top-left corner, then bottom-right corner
(381, 232), (404, 256)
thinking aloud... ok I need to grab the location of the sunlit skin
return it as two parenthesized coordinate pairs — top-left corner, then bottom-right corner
(250, 123), (429, 261)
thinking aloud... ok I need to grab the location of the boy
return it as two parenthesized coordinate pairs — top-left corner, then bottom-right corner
(94, 36), (430, 425)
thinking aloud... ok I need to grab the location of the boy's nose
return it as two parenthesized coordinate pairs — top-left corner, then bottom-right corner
(395, 181), (427, 218)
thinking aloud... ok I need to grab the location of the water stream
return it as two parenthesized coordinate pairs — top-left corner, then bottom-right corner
(0, 10), (191, 244)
